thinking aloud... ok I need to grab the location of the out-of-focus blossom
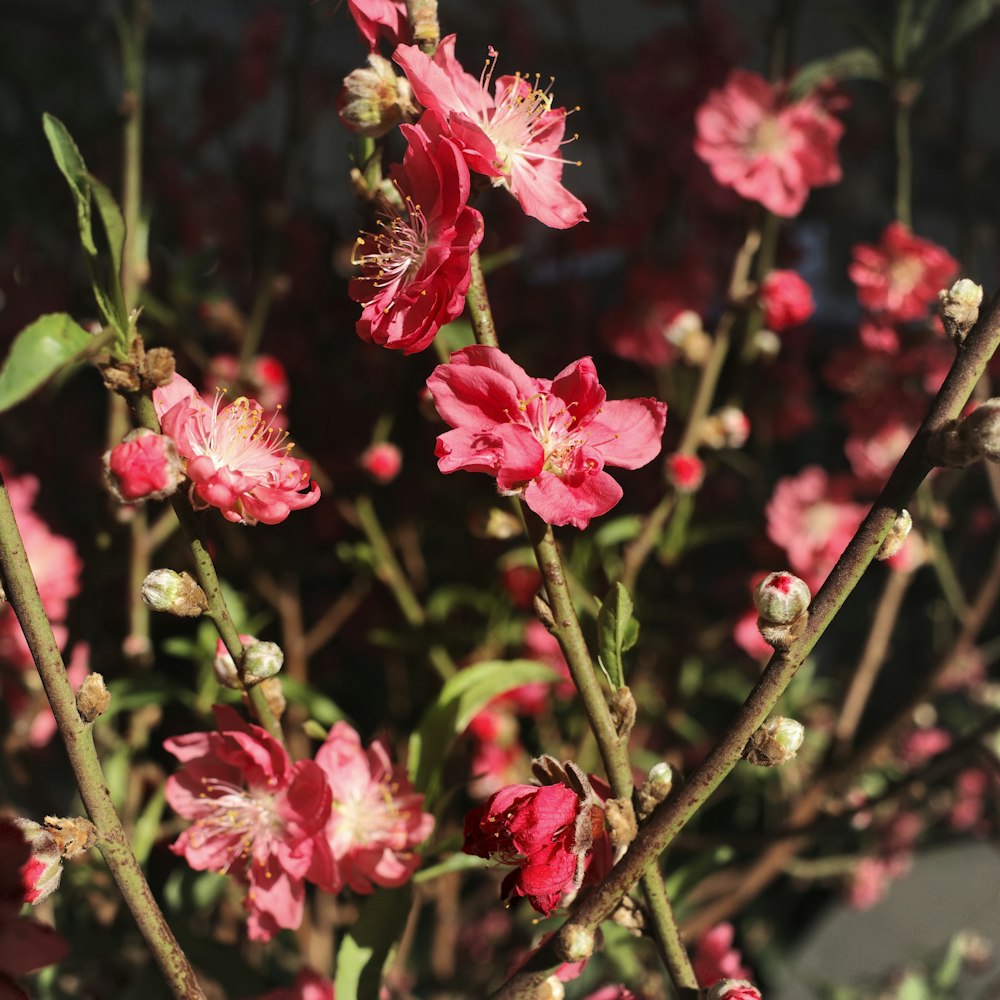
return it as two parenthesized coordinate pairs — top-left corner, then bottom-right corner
(347, 0), (409, 52)
(692, 923), (752, 987)
(666, 453), (705, 493)
(849, 223), (958, 322)
(759, 269), (814, 331)
(164, 706), (332, 941)
(733, 608), (774, 661)
(395, 36), (587, 229)
(708, 981), (762, 1000)
(694, 70), (843, 217)
(579, 987), (637, 1000)
(360, 442), (402, 484)
(0, 818), (69, 997)
(765, 466), (866, 591)
(311, 722), (433, 895)
(154, 373), (320, 525)
(427, 347), (667, 530)
(701, 406), (751, 450)
(350, 113), (483, 354)
(845, 854), (911, 911)
(248, 968), (335, 1000)
(897, 727), (951, 767)
(499, 564), (543, 609)
(948, 769), (990, 832)
(467, 706), (529, 799)
(206, 354), (289, 418)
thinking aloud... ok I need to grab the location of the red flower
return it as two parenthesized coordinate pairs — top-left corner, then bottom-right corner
(665, 453), (705, 493)
(695, 70), (843, 218)
(462, 762), (610, 915)
(164, 706), (332, 941)
(350, 112), (483, 353)
(395, 35), (587, 229)
(849, 223), (958, 322)
(427, 346), (667, 530)
(759, 270), (815, 331)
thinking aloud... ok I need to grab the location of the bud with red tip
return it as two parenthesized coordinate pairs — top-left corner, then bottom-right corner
(104, 428), (183, 503)
(707, 980), (763, 1000)
(754, 571), (811, 651)
(666, 453), (704, 493)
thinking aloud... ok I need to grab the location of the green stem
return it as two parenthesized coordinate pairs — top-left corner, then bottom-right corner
(0, 477), (205, 1000)
(640, 870), (699, 993)
(894, 97), (913, 228)
(491, 283), (1000, 999)
(465, 250), (498, 348)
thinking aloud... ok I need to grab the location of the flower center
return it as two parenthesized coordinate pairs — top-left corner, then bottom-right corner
(750, 114), (787, 157)
(189, 777), (282, 872)
(333, 783), (399, 846)
(352, 194), (430, 309)
(191, 392), (293, 478)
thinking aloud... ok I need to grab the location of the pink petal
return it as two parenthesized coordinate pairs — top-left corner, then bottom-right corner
(587, 398), (668, 469)
(523, 469), (623, 530)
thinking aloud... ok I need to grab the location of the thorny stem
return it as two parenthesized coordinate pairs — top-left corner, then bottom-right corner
(0, 476), (206, 1000)
(128, 391), (285, 743)
(491, 287), (1000, 997)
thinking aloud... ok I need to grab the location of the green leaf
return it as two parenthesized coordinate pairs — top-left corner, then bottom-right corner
(789, 46), (886, 99)
(915, 0), (1000, 71)
(596, 582), (637, 690)
(335, 885), (411, 1000)
(413, 853), (490, 883)
(42, 113), (97, 255)
(281, 677), (348, 727)
(408, 659), (558, 797)
(436, 317), (476, 353)
(0, 313), (99, 414)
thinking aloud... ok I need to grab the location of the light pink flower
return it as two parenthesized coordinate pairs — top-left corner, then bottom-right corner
(360, 442), (402, 484)
(694, 70), (843, 217)
(249, 969), (335, 1000)
(104, 428), (182, 503)
(394, 35), (587, 229)
(849, 223), (958, 322)
(760, 269), (814, 331)
(350, 112), (483, 353)
(692, 923), (752, 987)
(311, 722), (433, 895)
(164, 705), (332, 941)
(765, 466), (866, 592)
(346, 0), (409, 53)
(427, 346), (667, 530)
(153, 373), (319, 525)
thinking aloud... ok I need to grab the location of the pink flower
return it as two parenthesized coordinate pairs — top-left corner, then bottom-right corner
(427, 346), (667, 530)
(733, 608), (773, 661)
(164, 705), (332, 941)
(0, 818), (69, 997)
(849, 223), (958, 322)
(350, 113), (484, 353)
(360, 442), (402, 484)
(311, 722), (433, 895)
(897, 727), (951, 767)
(394, 36), (587, 229)
(708, 981), (763, 1000)
(249, 969), (335, 1000)
(666, 453), (704, 493)
(104, 428), (182, 502)
(463, 775), (610, 915)
(765, 466), (866, 592)
(845, 856), (901, 911)
(760, 270), (814, 331)
(346, 0), (409, 53)
(692, 923), (752, 987)
(695, 70), (843, 217)
(153, 373), (320, 525)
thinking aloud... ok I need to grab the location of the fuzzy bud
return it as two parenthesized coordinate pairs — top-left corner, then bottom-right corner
(242, 640), (284, 685)
(636, 762), (673, 820)
(142, 347), (176, 388)
(609, 686), (636, 737)
(929, 400), (1000, 467)
(938, 278), (983, 344)
(876, 509), (913, 561)
(13, 819), (63, 904)
(104, 428), (183, 503)
(44, 815), (98, 860)
(665, 452), (704, 493)
(141, 569), (208, 617)
(467, 507), (523, 540)
(76, 673), (110, 724)
(754, 571), (811, 625)
(744, 716), (805, 766)
(557, 923), (596, 963)
(338, 54), (417, 138)
(707, 980), (763, 1000)
(604, 797), (637, 853)
(360, 441), (402, 484)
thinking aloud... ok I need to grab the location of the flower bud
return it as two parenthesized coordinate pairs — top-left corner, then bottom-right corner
(876, 509), (912, 561)
(142, 347), (176, 388)
(744, 716), (805, 766)
(13, 819), (62, 904)
(537, 976), (565, 1000)
(665, 452), (704, 493)
(760, 269), (815, 331)
(360, 441), (402, 484)
(707, 980), (763, 1000)
(636, 762), (673, 820)
(557, 923), (596, 963)
(959, 399), (1000, 463)
(242, 640), (284, 685)
(604, 797), (637, 853)
(467, 507), (523, 539)
(938, 278), (983, 344)
(213, 635), (253, 689)
(104, 428), (183, 503)
(44, 815), (98, 860)
(338, 54), (417, 138)
(702, 406), (751, 450)
(664, 310), (711, 365)
(754, 571), (811, 625)
(141, 569), (208, 618)
(76, 673), (110, 724)
(750, 328), (782, 361)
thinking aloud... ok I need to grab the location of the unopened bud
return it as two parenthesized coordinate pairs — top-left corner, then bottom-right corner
(636, 762), (673, 819)
(750, 328), (782, 361)
(213, 637), (246, 689)
(876, 509), (912, 561)
(665, 310), (711, 365)
(537, 976), (565, 1000)
(938, 278), (983, 344)
(609, 686), (636, 736)
(141, 569), (208, 617)
(666, 452), (704, 493)
(468, 507), (523, 540)
(14, 819), (63, 904)
(338, 54), (417, 138)
(754, 571), (811, 625)
(702, 406), (751, 450)
(242, 640), (284, 684)
(744, 716), (805, 766)
(557, 923), (595, 963)
(360, 442), (402, 484)
(76, 673), (110, 723)
(707, 980), (763, 1000)
(44, 815), (98, 860)
(929, 400), (1000, 467)
(104, 428), (183, 503)
(142, 347), (176, 388)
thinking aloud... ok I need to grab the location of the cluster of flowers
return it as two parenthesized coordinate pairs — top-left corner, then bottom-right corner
(165, 706), (433, 941)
